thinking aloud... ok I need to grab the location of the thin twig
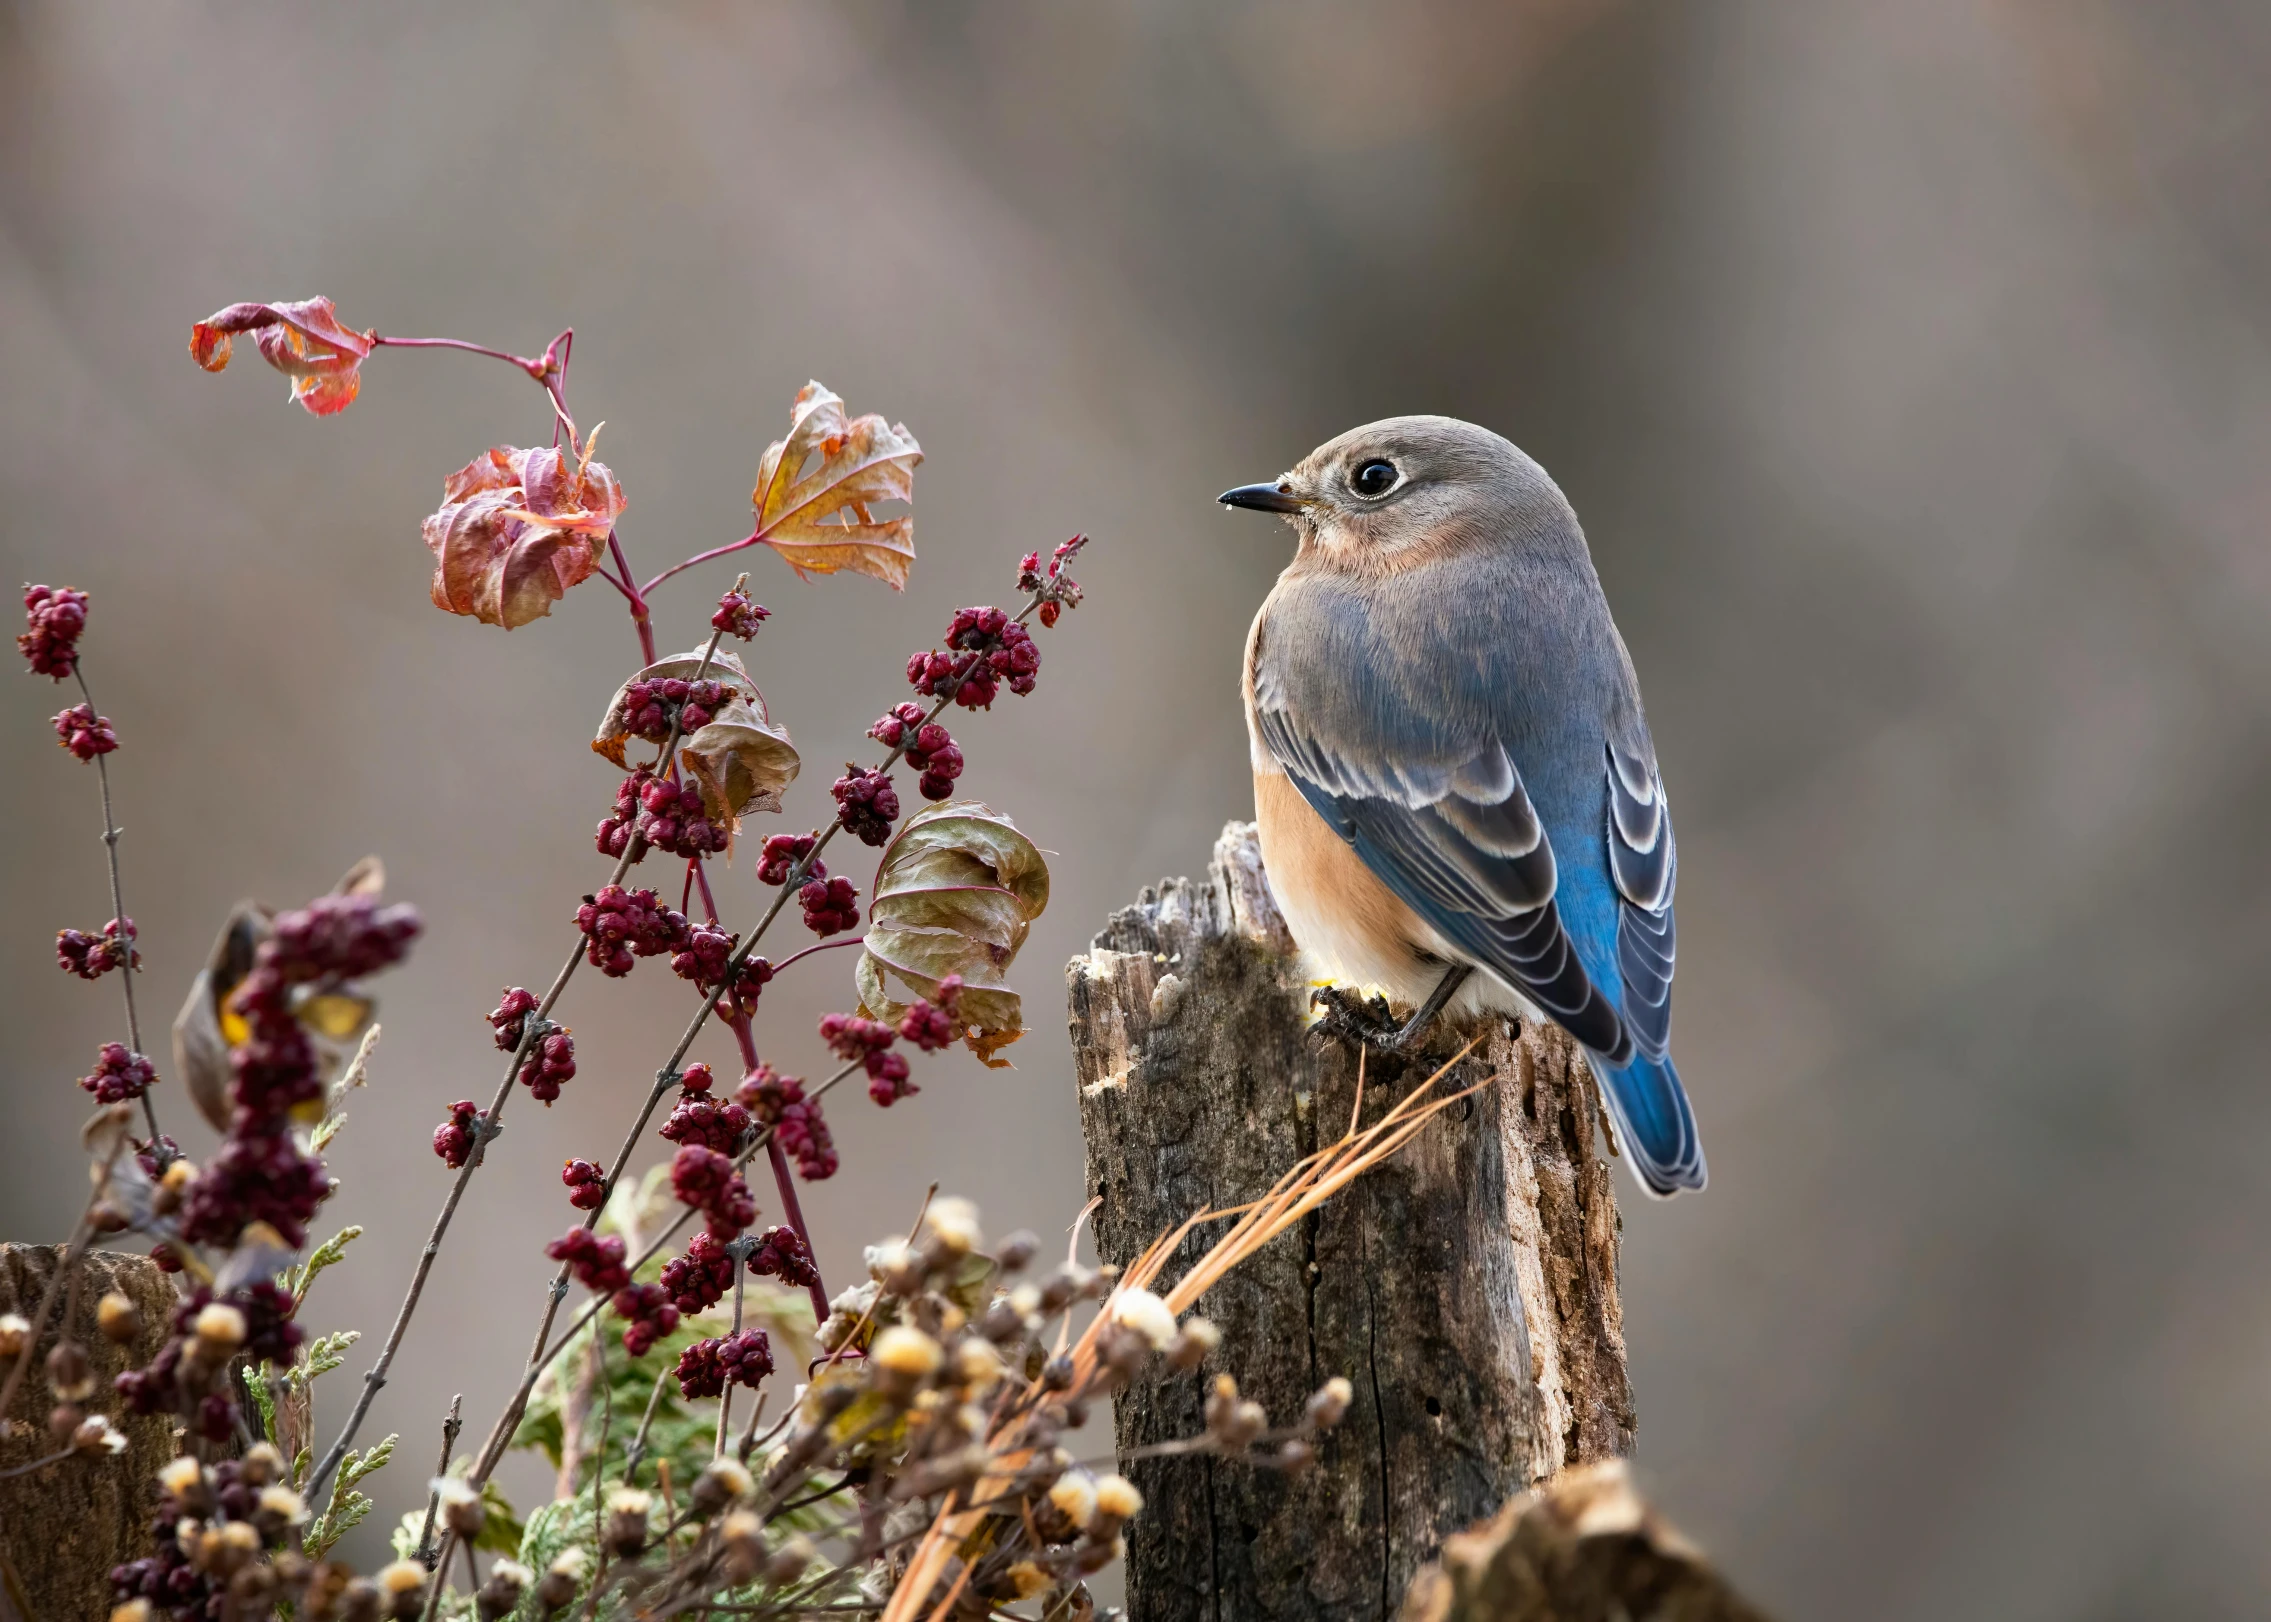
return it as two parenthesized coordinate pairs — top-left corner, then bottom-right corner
(623, 1364), (675, 1487)
(412, 1394), (464, 1569)
(71, 666), (161, 1152)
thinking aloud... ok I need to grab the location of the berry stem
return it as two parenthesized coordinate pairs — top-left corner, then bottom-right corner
(609, 531), (657, 664)
(641, 531), (762, 599)
(304, 614), (736, 1505)
(70, 664), (160, 1153)
(367, 334), (550, 380)
(768, 936), (863, 975)
(692, 858), (829, 1324)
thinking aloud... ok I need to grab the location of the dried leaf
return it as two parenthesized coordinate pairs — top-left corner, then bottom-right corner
(751, 382), (922, 588)
(425, 444), (624, 630)
(856, 802), (1050, 1065)
(590, 648), (800, 824)
(189, 297), (372, 416)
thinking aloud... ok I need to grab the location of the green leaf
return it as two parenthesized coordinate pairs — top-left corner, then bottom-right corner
(286, 1329), (361, 1391)
(342, 1432), (396, 1490)
(292, 1446), (311, 1492)
(246, 1368), (279, 1444)
(310, 1112), (346, 1152)
(281, 1224), (363, 1299)
(309, 1433), (394, 1560)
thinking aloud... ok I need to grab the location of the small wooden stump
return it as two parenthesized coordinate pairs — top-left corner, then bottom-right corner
(1068, 824), (1633, 1622)
(1, 1244), (177, 1622)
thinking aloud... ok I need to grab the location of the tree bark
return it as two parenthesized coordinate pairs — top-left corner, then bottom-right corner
(1068, 823), (1633, 1622)
(0, 1244), (176, 1622)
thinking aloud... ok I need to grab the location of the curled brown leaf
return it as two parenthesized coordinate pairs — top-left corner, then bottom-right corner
(189, 297), (373, 416)
(750, 382), (923, 588)
(425, 443), (625, 630)
(591, 648), (800, 828)
(856, 802), (1050, 1065)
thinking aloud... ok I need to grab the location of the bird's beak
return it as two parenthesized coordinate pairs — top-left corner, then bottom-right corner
(1218, 480), (1308, 515)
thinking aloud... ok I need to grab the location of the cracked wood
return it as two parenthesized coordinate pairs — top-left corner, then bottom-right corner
(1068, 823), (1632, 1622)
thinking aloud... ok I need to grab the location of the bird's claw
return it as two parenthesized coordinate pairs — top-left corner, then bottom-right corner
(1308, 985), (1400, 1051)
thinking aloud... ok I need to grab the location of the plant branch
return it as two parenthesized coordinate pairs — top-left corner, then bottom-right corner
(641, 532), (761, 599)
(70, 666), (160, 1152)
(411, 1393), (464, 1570)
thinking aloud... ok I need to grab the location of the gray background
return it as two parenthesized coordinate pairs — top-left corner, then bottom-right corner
(4, 4), (2268, 1616)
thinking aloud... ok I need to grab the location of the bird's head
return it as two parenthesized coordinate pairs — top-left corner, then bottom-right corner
(1219, 414), (1573, 575)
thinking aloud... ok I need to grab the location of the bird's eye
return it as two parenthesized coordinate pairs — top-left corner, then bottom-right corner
(1351, 460), (1398, 497)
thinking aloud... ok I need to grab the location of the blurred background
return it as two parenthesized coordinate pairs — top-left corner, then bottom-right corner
(4, 2), (2269, 1615)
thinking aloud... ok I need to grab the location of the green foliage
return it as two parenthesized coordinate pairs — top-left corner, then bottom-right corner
(307, 1432), (395, 1559)
(280, 1224), (363, 1298)
(387, 1460), (524, 1561)
(286, 1328), (360, 1392)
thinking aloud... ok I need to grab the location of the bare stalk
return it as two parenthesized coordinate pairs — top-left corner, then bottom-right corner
(69, 666), (161, 1152)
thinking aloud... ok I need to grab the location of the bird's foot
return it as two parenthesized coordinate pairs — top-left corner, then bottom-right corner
(1308, 985), (1427, 1054)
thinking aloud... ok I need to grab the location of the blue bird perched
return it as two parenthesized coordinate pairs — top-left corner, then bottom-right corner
(1220, 416), (1704, 1196)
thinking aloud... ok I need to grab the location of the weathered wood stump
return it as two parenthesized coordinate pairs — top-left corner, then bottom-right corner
(1067, 824), (1633, 1622)
(1, 1244), (177, 1622)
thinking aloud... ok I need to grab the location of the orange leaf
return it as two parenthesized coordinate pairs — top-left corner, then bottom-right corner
(423, 445), (625, 630)
(189, 297), (372, 417)
(750, 382), (922, 588)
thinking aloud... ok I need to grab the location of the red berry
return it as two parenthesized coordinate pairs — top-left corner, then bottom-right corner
(18, 584), (88, 680)
(711, 589), (769, 640)
(756, 833), (822, 888)
(432, 1100), (483, 1169)
(56, 917), (136, 980)
(799, 876), (861, 937)
(51, 702), (117, 760)
(562, 1158), (607, 1211)
(80, 1043), (156, 1105)
(832, 766), (900, 847)
(548, 1228), (632, 1294)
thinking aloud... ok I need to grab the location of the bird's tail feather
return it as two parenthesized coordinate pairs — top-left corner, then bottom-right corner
(1585, 1050), (1706, 1197)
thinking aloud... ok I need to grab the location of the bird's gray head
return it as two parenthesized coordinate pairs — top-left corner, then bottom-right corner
(1219, 415), (1576, 575)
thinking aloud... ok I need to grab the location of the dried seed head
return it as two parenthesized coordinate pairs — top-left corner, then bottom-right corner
(1036, 1271), (1077, 1313)
(921, 1196), (982, 1257)
(1093, 1474), (1144, 1523)
(97, 1291), (142, 1345)
(1107, 1288), (1178, 1353)
(0, 1313), (28, 1359)
(866, 1238), (926, 1296)
(1004, 1561), (1052, 1600)
(46, 1340), (94, 1400)
(161, 1158), (198, 1193)
(240, 1441), (286, 1487)
(1048, 1472), (1098, 1531)
(1277, 1438), (1316, 1472)
(767, 1533), (817, 1584)
(436, 1475), (485, 1538)
(47, 1401), (85, 1442)
(110, 1601), (153, 1622)
(534, 1548), (587, 1613)
(192, 1303), (248, 1354)
(160, 1455), (209, 1508)
(199, 1520), (262, 1577)
(255, 1484), (309, 1534)
(1009, 1283), (1042, 1318)
(871, 1325), (943, 1390)
(476, 1558), (532, 1621)
(375, 1559), (428, 1619)
(72, 1413), (129, 1455)
(719, 1508), (767, 1582)
(980, 1298), (1027, 1343)
(603, 1487), (652, 1557)
(1041, 1353), (1075, 1392)
(1166, 1316), (1221, 1370)
(953, 1336), (1005, 1394)
(337, 1577), (383, 1622)
(1306, 1376), (1354, 1431)
(996, 1230), (1040, 1272)
(691, 1457), (754, 1517)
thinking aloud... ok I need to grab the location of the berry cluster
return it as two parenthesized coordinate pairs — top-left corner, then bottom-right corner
(749, 1222), (822, 1290)
(574, 885), (691, 977)
(756, 832), (820, 888)
(832, 765), (901, 846)
(520, 1026), (578, 1103)
(547, 1228), (632, 1295)
(737, 1064), (837, 1180)
(821, 1012), (914, 1106)
(659, 1073), (752, 1155)
(800, 875), (861, 937)
(897, 976), (966, 1052)
(562, 1158), (607, 1211)
(711, 588), (770, 640)
(182, 892), (420, 1250)
(115, 1282), (303, 1428)
(668, 928), (773, 1020)
(52, 701), (118, 760)
(615, 675), (736, 747)
(432, 1100), (484, 1170)
(870, 704), (965, 800)
(614, 1282), (680, 1357)
(1017, 535), (1088, 628)
(109, 1451), (280, 1616)
(670, 1143), (756, 1240)
(659, 1229), (739, 1314)
(596, 770), (644, 861)
(56, 917), (138, 979)
(674, 1326), (773, 1399)
(636, 773), (729, 857)
(80, 1042), (157, 1104)
(905, 605), (1040, 711)
(18, 583), (88, 679)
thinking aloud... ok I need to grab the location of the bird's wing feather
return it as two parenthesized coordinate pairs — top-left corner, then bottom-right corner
(1605, 724), (1677, 1060)
(1252, 648), (1632, 1056)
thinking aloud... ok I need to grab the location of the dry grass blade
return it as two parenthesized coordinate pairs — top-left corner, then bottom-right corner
(884, 1039), (1487, 1622)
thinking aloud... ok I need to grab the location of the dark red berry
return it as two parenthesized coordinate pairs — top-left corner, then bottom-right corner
(866, 1049), (916, 1107)
(832, 766), (900, 847)
(51, 702), (117, 760)
(548, 1228), (632, 1294)
(18, 584), (88, 679)
(611, 1282), (679, 1357)
(749, 1224), (822, 1289)
(867, 702), (926, 750)
(520, 1027), (577, 1103)
(80, 1043), (155, 1104)
(432, 1100), (483, 1169)
(56, 917), (137, 980)
(574, 886), (690, 977)
(756, 833), (821, 888)
(563, 1158), (607, 1211)
(712, 589), (770, 640)
(659, 1229), (738, 1315)
(489, 986), (540, 1049)
(799, 876), (860, 937)
(737, 1064), (838, 1181)
(680, 1061), (716, 1096)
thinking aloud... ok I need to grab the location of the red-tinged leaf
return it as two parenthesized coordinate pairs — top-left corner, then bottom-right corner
(189, 297), (372, 417)
(750, 382), (922, 588)
(423, 444), (625, 630)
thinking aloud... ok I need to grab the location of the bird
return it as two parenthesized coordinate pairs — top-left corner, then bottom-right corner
(1220, 416), (1703, 1196)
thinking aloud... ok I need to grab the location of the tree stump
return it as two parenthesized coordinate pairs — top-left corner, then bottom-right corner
(0, 1244), (177, 1622)
(1067, 824), (1633, 1622)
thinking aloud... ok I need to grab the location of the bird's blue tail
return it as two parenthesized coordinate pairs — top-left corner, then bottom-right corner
(1585, 1050), (1706, 1196)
